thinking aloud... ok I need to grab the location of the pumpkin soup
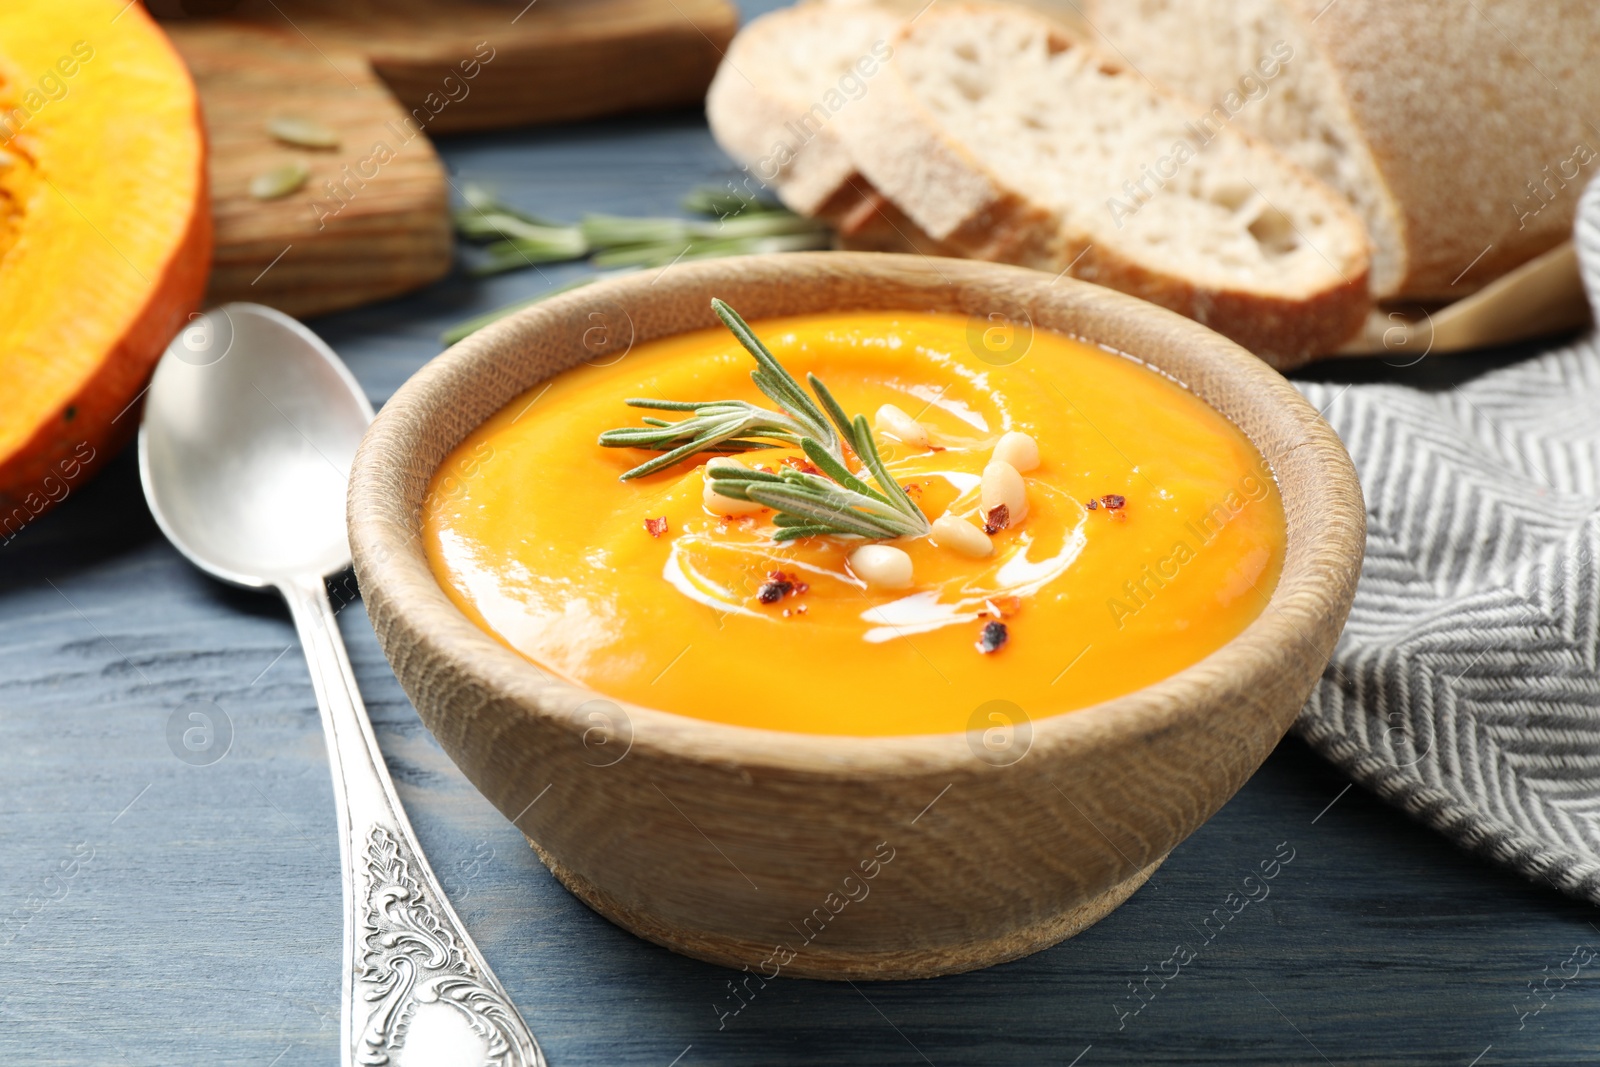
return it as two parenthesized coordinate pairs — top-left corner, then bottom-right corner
(424, 306), (1285, 736)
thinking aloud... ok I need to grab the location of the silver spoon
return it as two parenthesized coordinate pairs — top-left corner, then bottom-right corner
(139, 303), (545, 1067)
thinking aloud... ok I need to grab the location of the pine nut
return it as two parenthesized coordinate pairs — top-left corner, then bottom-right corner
(929, 515), (993, 558)
(981, 460), (1029, 527)
(848, 544), (915, 590)
(992, 430), (1039, 473)
(874, 403), (930, 448)
(702, 457), (766, 516)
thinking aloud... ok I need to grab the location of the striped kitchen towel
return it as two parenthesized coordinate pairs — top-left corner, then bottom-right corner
(1293, 178), (1600, 903)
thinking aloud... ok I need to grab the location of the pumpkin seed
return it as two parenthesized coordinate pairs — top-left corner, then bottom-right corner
(266, 115), (340, 150)
(249, 160), (311, 200)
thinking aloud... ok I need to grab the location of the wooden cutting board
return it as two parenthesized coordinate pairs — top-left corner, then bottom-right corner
(167, 22), (453, 319)
(160, 0), (738, 317)
(166, 0), (738, 133)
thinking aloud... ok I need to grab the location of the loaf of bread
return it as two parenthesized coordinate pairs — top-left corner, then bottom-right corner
(1082, 0), (1600, 300)
(707, 2), (1371, 364)
(837, 4), (1372, 364)
(707, 2), (1371, 365)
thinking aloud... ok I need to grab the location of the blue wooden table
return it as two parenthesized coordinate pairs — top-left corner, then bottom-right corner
(3, 5), (1598, 1062)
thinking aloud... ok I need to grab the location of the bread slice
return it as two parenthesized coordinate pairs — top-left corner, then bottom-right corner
(704, 3), (900, 217)
(835, 3), (1371, 366)
(1081, 0), (1600, 300)
(706, 1), (1092, 220)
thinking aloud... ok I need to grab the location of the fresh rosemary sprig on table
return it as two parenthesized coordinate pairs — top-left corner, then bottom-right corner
(452, 185), (831, 278)
(600, 299), (929, 542)
(442, 187), (833, 342)
(454, 185), (589, 270)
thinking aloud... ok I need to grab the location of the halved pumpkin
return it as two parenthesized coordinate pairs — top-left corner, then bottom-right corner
(0, 0), (210, 533)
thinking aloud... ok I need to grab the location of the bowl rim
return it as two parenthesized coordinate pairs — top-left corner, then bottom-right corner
(348, 252), (1364, 780)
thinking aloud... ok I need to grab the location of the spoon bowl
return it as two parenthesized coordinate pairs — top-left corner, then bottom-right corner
(139, 303), (371, 587)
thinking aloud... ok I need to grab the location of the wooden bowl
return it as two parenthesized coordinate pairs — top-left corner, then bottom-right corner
(348, 253), (1364, 981)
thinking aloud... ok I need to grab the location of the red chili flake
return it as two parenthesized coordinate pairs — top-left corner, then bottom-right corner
(977, 621), (1009, 654)
(643, 516), (668, 538)
(903, 482), (924, 498)
(1101, 494), (1126, 511)
(793, 581), (810, 595)
(757, 568), (796, 605)
(753, 464), (775, 474)
(781, 456), (821, 476)
(983, 504), (1010, 535)
(1086, 499), (1099, 511)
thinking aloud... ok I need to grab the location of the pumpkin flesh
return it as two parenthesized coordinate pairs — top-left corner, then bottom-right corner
(0, 0), (210, 527)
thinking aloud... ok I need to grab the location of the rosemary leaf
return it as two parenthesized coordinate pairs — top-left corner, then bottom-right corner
(706, 213), (824, 240)
(800, 437), (891, 507)
(680, 186), (784, 218)
(771, 524), (842, 543)
(599, 400), (808, 481)
(587, 242), (694, 269)
(703, 468), (788, 495)
(711, 299), (838, 456)
(709, 464), (923, 536)
(588, 230), (828, 270)
(460, 184), (556, 225)
(849, 412), (924, 520)
(741, 485), (899, 539)
(580, 214), (693, 248)
(623, 398), (719, 412)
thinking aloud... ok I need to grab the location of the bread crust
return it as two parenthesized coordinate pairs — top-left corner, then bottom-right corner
(833, 179), (1368, 370)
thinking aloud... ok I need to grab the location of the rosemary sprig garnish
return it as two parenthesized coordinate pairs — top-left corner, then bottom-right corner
(600, 299), (929, 542)
(598, 299), (836, 477)
(706, 429), (928, 542)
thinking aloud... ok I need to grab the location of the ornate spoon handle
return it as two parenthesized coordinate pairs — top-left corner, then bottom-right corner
(282, 572), (546, 1067)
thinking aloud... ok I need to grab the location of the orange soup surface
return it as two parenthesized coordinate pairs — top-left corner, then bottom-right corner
(424, 312), (1285, 736)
